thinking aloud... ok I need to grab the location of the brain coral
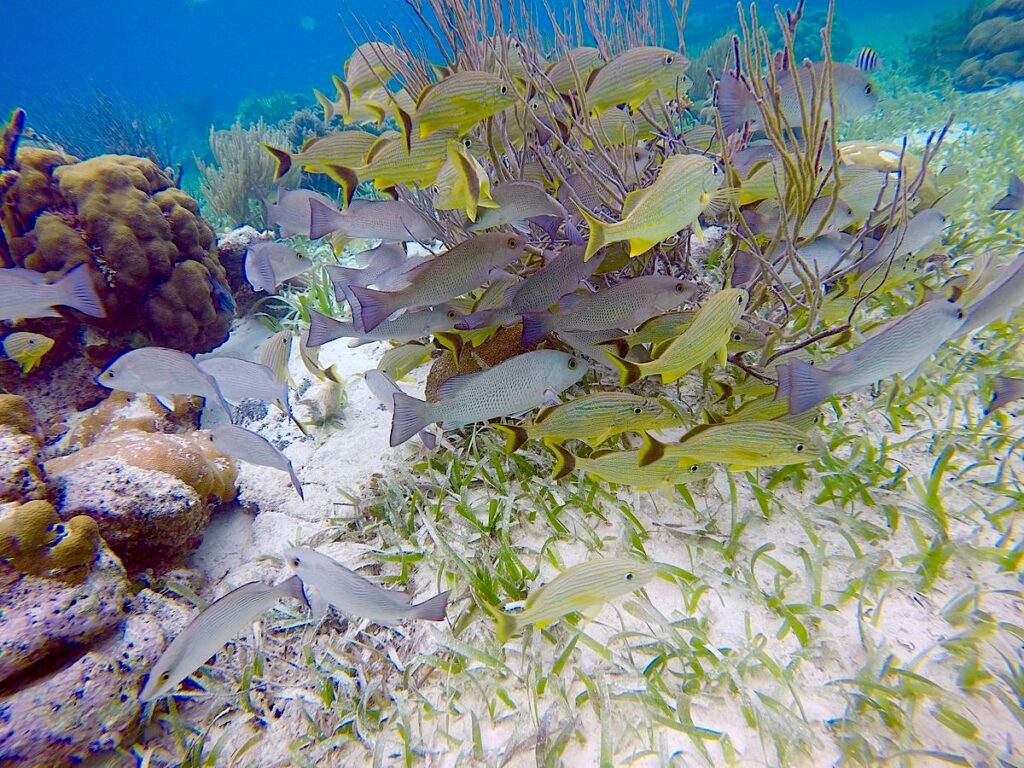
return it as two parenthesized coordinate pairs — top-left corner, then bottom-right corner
(0, 110), (233, 353)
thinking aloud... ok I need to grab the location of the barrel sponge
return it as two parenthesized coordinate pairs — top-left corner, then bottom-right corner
(0, 142), (232, 354)
(0, 500), (101, 578)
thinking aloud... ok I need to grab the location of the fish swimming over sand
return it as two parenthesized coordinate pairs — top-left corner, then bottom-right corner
(376, 342), (433, 381)
(98, 347), (232, 416)
(639, 421), (820, 470)
(308, 198), (440, 243)
(585, 46), (689, 113)
(306, 305), (464, 348)
(346, 233), (527, 332)
(778, 298), (966, 413)
(140, 576), (305, 701)
(959, 253), (1024, 336)
(0, 263), (105, 321)
(243, 242), (314, 293)
(207, 424), (303, 499)
(987, 376), (1024, 415)
(550, 443), (713, 490)
(364, 370), (437, 449)
(490, 557), (656, 642)
(196, 357), (290, 414)
(2, 332), (54, 374)
(389, 349), (588, 446)
(284, 547), (449, 622)
(991, 174), (1023, 211)
(259, 330), (293, 385)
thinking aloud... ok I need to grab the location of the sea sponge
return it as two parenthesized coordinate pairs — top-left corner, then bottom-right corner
(0, 115), (233, 354)
(0, 499), (100, 579)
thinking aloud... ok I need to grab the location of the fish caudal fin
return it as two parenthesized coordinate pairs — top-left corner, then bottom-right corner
(484, 601), (518, 644)
(313, 89), (335, 122)
(412, 590), (450, 621)
(606, 351), (642, 387)
(638, 432), (666, 467)
(58, 264), (106, 318)
(992, 174), (1024, 211)
(263, 145), (293, 182)
(520, 312), (555, 347)
(778, 359), (832, 414)
(576, 205), (608, 262)
(390, 390), (432, 447)
(493, 424), (528, 453)
(716, 73), (752, 136)
(307, 310), (351, 348)
(308, 199), (343, 240)
(325, 165), (359, 207)
(287, 462), (304, 500)
(347, 285), (397, 333)
(548, 442), (576, 479)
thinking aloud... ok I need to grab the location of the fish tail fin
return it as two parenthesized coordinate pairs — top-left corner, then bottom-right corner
(520, 312), (554, 347)
(58, 264), (105, 318)
(412, 591), (449, 621)
(308, 199), (341, 240)
(390, 390), (432, 446)
(326, 265), (361, 289)
(992, 174), (1024, 210)
(606, 351), (642, 387)
(549, 442), (576, 479)
(313, 89), (334, 122)
(484, 601), (517, 643)
(263, 144), (293, 182)
(638, 432), (666, 467)
(307, 310), (351, 348)
(597, 338), (630, 358)
(778, 359), (831, 414)
(576, 205), (607, 262)
(287, 463), (304, 500)
(324, 165), (359, 207)
(493, 424), (528, 453)
(716, 73), (752, 136)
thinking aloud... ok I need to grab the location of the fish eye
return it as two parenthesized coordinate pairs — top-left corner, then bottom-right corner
(500, 84), (509, 94)
(664, 55), (673, 65)
(432, 185), (440, 193)
(689, 464), (699, 472)
(864, 83), (873, 95)
(796, 443), (805, 453)
(463, 138), (473, 148)
(447, 310), (457, 319)
(507, 237), (518, 248)
(160, 671), (170, 682)
(674, 282), (687, 292)
(568, 358), (578, 369)
(732, 333), (742, 341)
(634, 151), (641, 160)
(956, 308), (964, 319)
(633, 406), (643, 414)
(736, 295), (744, 304)
(290, 557), (301, 567)
(625, 571), (635, 580)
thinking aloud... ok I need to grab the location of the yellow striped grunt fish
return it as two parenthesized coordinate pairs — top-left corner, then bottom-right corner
(263, 130), (378, 181)
(492, 391), (684, 452)
(2, 332), (54, 374)
(718, 394), (821, 433)
(259, 330), (294, 386)
(585, 46), (689, 113)
(431, 140), (498, 221)
(549, 443), (713, 491)
(376, 342), (433, 381)
(607, 288), (748, 386)
(578, 154), (729, 260)
(545, 46), (605, 94)
(639, 420), (820, 470)
(490, 557), (657, 642)
(343, 41), (410, 98)
(604, 311), (766, 357)
(413, 70), (517, 138)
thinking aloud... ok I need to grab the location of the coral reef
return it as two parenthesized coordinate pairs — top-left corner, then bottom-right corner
(0, 394), (47, 503)
(1, 110), (234, 355)
(688, 30), (736, 104)
(0, 500), (100, 578)
(907, 1), (987, 87)
(955, 0), (1024, 89)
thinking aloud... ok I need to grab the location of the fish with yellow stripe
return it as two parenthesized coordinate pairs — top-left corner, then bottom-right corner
(2, 332), (54, 374)
(638, 420), (820, 471)
(431, 140), (498, 221)
(545, 47), (605, 94)
(602, 311), (767, 357)
(716, 394), (821, 433)
(578, 154), (731, 260)
(585, 46), (689, 113)
(549, 443), (713, 491)
(263, 130), (378, 182)
(492, 391), (684, 452)
(343, 41), (410, 98)
(607, 288), (748, 386)
(488, 557), (657, 642)
(411, 70), (517, 139)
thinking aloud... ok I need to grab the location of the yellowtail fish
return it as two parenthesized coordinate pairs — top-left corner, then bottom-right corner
(413, 71), (517, 138)
(263, 130), (377, 181)
(549, 443), (713, 491)
(987, 376), (1024, 414)
(308, 197), (440, 242)
(2, 332), (54, 374)
(140, 576), (305, 701)
(493, 391), (683, 452)
(264, 189), (337, 238)
(585, 46), (689, 113)
(307, 305), (464, 348)
(717, 62), (877, 136)
(491, 557), (656, 642)
(207, 424), (303, 499)
(346, 233), (527, 332)
(992, 174), (1024, 211)
(364, 370), (437, 449)
(330, 78), (391, 125)
(432, 140), (498, 221)
(960, 253), (1024, 337)
(344, 41), (410, 98)
(390, 349), (588, 446)
(779, 298), (966, 414)
(259, 330), (293, 385)
(521, 275), (698, 346)
(243, 242), (314, 293)
(578, 155), (727, 260)
(97, 347), (232, 416)
(607, 288), (748, 386)
(639, 420), (820, 470)
(377, 342), (432, 381)
(0, 263), (105, 322)
(545, 47), (605, 93)
(284, 547), (448, 622)
(468, 180), (567, 233)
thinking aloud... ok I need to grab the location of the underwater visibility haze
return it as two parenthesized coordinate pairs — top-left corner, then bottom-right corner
(2, 0), (1024, 765)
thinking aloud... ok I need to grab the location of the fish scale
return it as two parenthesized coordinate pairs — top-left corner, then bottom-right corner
(358, 130), (457, 189)
(546, 47), (604, 93)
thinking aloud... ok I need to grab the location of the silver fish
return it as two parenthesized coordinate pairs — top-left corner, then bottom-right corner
(244, 242), (314, 293)
(306, 304), (464, 348)
(197, 356), (290, 412)
(364, 370), (436, 449)
(308, 198), (440, 243)
(468, 181), (568, 233)
(208, 424), (303, 499)
(992, 174), (1023, 211)
(987, 376), (1024, 415)
(960, 253), (1024, 337)
(521, 275), (697, 346)
(390, 349), (588, 446)
(97, 347), (232, 416)
(0, 263), (105, 321)
(139, 576), (305, 701)
(325, 243), (408, 290)
(265, 189), (338, 237)
(284, 547), (449, 622)
(857, 208), (949, 275)
(346, 233), (527, 332)
(779, 298), (965, 413)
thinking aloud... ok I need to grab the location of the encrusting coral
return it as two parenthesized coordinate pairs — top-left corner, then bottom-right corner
(0, 109), (234, 355)
(0, 500), (100, 580)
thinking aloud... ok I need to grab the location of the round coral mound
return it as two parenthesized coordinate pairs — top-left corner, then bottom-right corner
(1, 145), (233, 354)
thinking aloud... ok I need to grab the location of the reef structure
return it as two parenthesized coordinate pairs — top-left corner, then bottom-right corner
(955, 0), (1024, 89)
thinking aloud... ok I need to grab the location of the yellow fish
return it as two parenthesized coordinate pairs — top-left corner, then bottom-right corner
(413, 70), (517, 138)
(259, 330), (294, 386)
(2, 332), (54, 374)
(431, 140), (498, 221)
(585, 46), (689, 113)
(263, 129), (377, 182)
(376, 342), (432, 381)
(639, 420), (820, 471)
(549, 443), (713, 492)
(578, 154), (729, 260)
(344, 41), (410, 98)
(545, 47), (605, 94)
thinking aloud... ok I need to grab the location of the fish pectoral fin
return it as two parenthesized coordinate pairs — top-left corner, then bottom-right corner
(692, 218), (705, 244)
(154, 395), (176, 412)
(541, 389), (562, 407)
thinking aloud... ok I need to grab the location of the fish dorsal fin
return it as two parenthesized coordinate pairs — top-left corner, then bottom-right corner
(678, 422), (715, 444)
(395, 105), (414, 154)
(589, 448), (617, 459)
(435, 370), (478, 401)
(638, 432), (666, 467)
(334, 77), (353, 113)
(414, 80), (437, 110)
(300, 134), (320, 152)
(532, 404), (558, 424)
(365, 135), (395, 164)
(1011, 174), (1024, 197)
(584, 65), (603, 93)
